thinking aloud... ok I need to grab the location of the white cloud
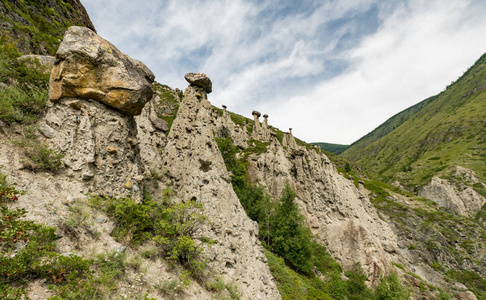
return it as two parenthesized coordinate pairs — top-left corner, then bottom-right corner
(261, 0), (486, 144)
(81, 0), (486, 144)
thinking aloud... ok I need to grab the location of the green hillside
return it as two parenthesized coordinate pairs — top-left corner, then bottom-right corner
(0, 0), (95, 55)
(312, 142), (349, 155)
(342, 53), (486, 195)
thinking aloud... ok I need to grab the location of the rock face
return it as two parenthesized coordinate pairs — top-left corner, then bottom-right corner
(184, 73), (212, 93)
(161, 80), (281, 299)
(42, 98), (144, 198)
(50, 26), (155, 115)
(419, 176), (485, 216)
(245, 131), (399, 282)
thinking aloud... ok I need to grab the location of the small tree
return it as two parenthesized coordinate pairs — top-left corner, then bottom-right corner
(153, 200), (212, 279)
(266, 184), (312, 274)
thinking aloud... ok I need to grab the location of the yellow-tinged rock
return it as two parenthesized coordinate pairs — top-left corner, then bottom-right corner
(49, 26), (155, 115)
(107, 146), (117, 153)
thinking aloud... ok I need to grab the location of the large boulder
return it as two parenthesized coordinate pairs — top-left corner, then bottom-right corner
(184, 72), (212, 93)
(50, 26), (155, 115)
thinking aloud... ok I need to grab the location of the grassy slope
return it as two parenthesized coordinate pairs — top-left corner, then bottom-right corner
(342, 53), (486, 191)
(0, 0), (95, 55)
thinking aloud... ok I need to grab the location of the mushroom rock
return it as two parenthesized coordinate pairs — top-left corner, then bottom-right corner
(49, 26), (155, 116)
(184, 72), (212, 93)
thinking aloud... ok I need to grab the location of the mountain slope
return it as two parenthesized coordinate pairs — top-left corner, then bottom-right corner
(0, 0), (95, 55)
(342, 53), (486, 207)
(312, 142), (349, 155)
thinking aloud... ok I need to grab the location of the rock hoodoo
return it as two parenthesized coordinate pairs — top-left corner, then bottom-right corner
(161, 75), (281, 299)
(41, 26), (158, 199)
(49, 26), (155, 116)
(184, 72), (212, 93)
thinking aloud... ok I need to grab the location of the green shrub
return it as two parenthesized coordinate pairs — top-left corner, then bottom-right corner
(89, 194), (213, 280)
(0, 174), (24, 203)
(153, 200), (213, 279)
(21, 142), (64, 173)
(215, 136), (247, 191)
(0, 34), (50, 124)
(345, 264), (374, 299)
(205, 276), (241, 300)
(0, 282), (26, 300)
(264, 184), (312, 274)
(89, 196), (156, 245)
(0, 86), (48, 124)
(375, 272), (410, 300)
(445, 270), (486, 299)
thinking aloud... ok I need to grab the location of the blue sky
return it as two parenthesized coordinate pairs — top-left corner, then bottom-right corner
(81, 0), (486, 144)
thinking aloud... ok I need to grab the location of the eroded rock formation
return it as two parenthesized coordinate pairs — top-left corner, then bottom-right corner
(41, 26), (159, 199)
(161, 79), (281, 299)
(252, 134), (399, 282)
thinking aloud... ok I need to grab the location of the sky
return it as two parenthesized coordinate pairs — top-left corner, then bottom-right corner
(81, 0), (486, 145)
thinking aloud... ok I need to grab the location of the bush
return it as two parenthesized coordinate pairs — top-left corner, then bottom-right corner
(22, 143), (64, 172)
(0, 176), (93, 298)
(0, 86), (48, 124)
(89, 194), (213, 280)
(375, 272), (410, 300)
(266, 184), (312, 274)
(0, 34), (49, 124)
(153, 200), (213, 279)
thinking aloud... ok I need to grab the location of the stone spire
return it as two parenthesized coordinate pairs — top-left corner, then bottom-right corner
(222, 104), (228, 118)
(252, 110), (262, 138)
(282, 128), (297, 150)
(261, 114), (271, 141)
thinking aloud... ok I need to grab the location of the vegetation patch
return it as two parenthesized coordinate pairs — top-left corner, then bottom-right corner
(312, 142), (349, 155)
(0, 173), (93, 300)
(342, 53), (486, 191)
(13, 125), (64, 173)
(88, 192), (214, 280)
(0, 34), (50, 124)
(445, 270), (486, 299)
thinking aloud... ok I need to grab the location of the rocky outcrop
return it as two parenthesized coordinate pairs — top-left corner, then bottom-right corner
(248, 135), (399, 282)
(214, 105), (249, 149)
(40, 26), (159, 199)
(161, 78), (281, 299)
(135, 98), (168, 177)
(184, 72), (212, 93)
(50, 26), (155, 116)
(418, 176), (485, 216)
(42, 98), (144, 199)
(216, 108), (399, 283)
